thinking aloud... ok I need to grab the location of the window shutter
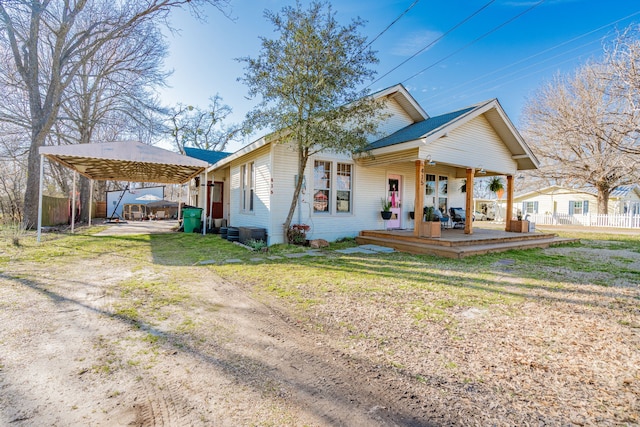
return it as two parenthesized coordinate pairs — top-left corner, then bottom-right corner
(569, 201), (574, 215)
(534, 201), (539, 213)
(583, 200), (589, 213)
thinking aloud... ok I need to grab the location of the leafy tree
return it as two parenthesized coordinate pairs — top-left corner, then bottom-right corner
(168, 94), (242, 154)
(238, 1), (384, 235)
(0, 0), (230, 228)
(522, 54), (640, 214)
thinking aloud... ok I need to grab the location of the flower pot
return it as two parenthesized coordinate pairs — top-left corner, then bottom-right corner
(510, 220), (529, 233)
(419, 221), (441, 238)
(409, 211), (415, 220)
(381, 210), (393, 220)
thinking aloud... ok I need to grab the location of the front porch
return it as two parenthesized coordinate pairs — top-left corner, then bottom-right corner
(355, 226), (576, 258)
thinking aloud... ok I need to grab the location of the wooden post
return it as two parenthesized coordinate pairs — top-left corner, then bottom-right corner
(505, 175), (514, 231)
(465, 168), (474, 235)
(414, 160), (424, 237)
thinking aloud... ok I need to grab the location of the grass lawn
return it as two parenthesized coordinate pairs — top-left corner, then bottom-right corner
(2, 225), (639, 424)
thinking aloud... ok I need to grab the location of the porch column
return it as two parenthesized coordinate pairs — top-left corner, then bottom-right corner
(505, 174), (514, 231)
(465, 168), (474, 235)
(414, 160), (424, 237)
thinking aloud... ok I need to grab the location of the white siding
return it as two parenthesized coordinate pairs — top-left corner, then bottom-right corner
(515, 191), (596, 215)
(374, 98), (417, 142)
(227, 145), (272, 232)
(423, 114), (517, 174)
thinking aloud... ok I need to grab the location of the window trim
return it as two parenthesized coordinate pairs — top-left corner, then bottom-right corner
(240, 161), (255, 213)
(313, 159), (354, 215)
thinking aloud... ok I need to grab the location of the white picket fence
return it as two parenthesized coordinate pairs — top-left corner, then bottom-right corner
(524, 213), (640, 229)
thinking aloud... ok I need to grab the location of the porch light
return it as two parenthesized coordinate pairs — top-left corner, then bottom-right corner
(426, 155), (436, 166)
(477, 166), (486, 175)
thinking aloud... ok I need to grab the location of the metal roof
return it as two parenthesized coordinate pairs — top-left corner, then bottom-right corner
(39, 141), (208, 184)
(365, 107), (475, 150)
(184, 147), (232, 164)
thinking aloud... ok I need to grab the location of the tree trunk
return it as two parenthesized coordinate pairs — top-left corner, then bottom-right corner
(597, 190), (610, 215)
(283, 146), (309, 241)
(23, 129), (48, 229)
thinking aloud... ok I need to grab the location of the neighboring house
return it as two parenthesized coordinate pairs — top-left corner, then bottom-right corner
(513, 185), (640, 217)
(191, 84), (538, 245)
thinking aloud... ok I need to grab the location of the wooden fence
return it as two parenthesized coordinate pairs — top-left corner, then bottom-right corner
(42, 196), (104, 226)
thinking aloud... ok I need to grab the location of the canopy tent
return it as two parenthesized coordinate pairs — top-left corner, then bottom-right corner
(37, 141), (210, 241)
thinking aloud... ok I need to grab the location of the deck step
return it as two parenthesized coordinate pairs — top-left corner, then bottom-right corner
(359, 229), (559, 247)
(354, 235), (577, 259)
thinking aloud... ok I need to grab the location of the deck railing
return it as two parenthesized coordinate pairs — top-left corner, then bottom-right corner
(524, 213), (640, 229)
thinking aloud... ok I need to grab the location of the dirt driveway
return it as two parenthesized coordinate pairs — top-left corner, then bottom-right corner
(1, 228), (638, 426)
(0, 237), (435, 426)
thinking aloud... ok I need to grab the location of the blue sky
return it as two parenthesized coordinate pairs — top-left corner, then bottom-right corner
(160, 0), (640, 151)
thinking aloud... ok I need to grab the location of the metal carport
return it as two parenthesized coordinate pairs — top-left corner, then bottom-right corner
(37, 141), (209, 242)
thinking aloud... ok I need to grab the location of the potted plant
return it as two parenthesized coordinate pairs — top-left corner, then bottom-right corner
(380, 198), (392, 220)
(510, 212), (530, 232)
(420, 206), (441, 238)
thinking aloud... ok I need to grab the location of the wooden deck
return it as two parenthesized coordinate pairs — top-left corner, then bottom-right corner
(355, 226), (577, 258)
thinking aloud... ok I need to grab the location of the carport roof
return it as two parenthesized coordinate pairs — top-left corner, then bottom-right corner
(39, 141), (208, 184)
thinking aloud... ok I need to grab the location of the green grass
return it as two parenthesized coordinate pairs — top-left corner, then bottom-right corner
(4, 226), (639, 336)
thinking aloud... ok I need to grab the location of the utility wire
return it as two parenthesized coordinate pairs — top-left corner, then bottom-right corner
(402, 0), (546, 84)
(363, 0), (420, 52)
(422, 9), (640, 104)
(367, 0), (495, 89)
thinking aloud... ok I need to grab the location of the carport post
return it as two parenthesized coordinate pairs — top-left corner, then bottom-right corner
(202, 171), (208, 236)
(71, 171), (76, 233)
(37, 154), (44, 243)
(88, 179), (93, 227)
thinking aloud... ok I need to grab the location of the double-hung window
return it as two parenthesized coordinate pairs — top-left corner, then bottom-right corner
(240, 162), (255, 212)
(313, 160), (352, 214)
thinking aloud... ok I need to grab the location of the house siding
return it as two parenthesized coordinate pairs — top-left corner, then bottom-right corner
(515, 190), (595, 215)
(228, 144), (272, 232)
(375, 98), (417, 141)
(423, 114), (517, 175)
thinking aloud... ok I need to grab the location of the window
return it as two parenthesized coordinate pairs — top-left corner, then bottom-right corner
(241, 162), (255, 212)
(523, 201), (538, 214)
(313, 160), (353, 214)
(336, 163), (352, 213)
(569, 200), (588, 215)
(314, 161), (331, 213)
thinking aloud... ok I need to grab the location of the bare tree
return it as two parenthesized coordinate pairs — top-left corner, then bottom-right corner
(54, 18), (169, 222)
(0, 0), (230, 228)
(522, 51), (640, 214)
(168, 94), (242, 154)
(603, 25), (640, 155)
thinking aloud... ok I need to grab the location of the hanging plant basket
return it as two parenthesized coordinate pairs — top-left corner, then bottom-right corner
(381, 210), (393, 220)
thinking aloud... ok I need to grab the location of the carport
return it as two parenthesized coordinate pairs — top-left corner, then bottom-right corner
(37, 141), (209, 242)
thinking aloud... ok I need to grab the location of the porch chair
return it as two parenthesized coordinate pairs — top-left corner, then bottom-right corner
(449, 207), (466, 229)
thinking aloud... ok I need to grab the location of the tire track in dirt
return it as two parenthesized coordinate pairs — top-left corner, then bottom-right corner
(212, 278), (442, 426)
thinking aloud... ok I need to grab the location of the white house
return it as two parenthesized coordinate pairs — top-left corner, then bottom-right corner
(513, 185), (640, 217)
(194, 84), (538, 245)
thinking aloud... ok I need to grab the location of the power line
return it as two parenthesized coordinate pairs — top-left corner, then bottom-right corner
(401, 0), (546, 84)
(421, 9), (640, 105)
(363, 0), (420, 52)
(367, 0), (495, 89)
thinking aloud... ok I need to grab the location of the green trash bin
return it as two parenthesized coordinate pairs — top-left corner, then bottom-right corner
(182, 208), (203, 233)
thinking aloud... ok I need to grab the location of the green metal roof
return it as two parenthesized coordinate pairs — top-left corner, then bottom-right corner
(366, 106), (476, 150)
(184, 147), (232, 164)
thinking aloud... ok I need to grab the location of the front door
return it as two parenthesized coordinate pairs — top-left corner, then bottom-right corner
(206, 181), (224, 218)
(387, 175), (402, 229)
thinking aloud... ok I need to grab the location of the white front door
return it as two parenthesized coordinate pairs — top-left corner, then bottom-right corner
(387, 175), (402, 229)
